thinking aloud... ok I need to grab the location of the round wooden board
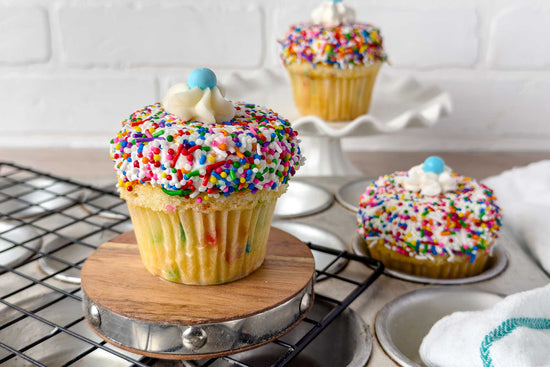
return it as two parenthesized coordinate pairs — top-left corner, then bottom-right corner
(81, 227), (315, 326)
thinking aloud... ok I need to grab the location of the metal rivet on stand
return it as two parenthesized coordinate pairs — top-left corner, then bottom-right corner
(300, 291), (311, 314)
(182, 327), (208, 350)
(89, 304), (101, 328)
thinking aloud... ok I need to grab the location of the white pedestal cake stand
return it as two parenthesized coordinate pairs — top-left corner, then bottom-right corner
(224, 69), (452, 177)
(292, 74), (452, 176)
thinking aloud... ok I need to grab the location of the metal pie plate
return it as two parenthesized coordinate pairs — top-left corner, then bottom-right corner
(274, 181), (333, 219)
(39, 222), (137, 284)
(81, 206), (128, 221)
(0, 178), (86, 219)
(335, 178), (375, 213)
(184, 298), (372, 367)
(0, 220), (42, 268)
(272, 221), (349, 280)
(376, 287), (503, 367)
(80, 185), (129, 221)
(38, 237), (85, 284)
(352, 235), (508, 284)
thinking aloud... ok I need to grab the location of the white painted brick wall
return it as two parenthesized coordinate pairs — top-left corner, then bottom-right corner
(0, 6), (50, 64)
(355, 7), (479, 68)
(0, 74), (156, 132)
(488, 5), (550, 69)
(58, 3), (262, 67)
(0, 0), (549, 151)
(344, 72), (550, 151)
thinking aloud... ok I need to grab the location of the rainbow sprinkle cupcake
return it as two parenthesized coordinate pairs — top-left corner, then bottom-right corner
(280, 0), (387, 121)
(357, 156), (502, 279)
(110, 68), (303, 285)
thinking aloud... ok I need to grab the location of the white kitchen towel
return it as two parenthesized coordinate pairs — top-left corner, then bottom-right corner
(420, 284), (550, 367)
(483, 160), (550, 273)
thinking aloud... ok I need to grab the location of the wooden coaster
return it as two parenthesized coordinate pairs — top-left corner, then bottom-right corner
(81, 228), (315, 359)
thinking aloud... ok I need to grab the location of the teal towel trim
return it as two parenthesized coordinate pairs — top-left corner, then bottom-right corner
(480, 317), (550, 367)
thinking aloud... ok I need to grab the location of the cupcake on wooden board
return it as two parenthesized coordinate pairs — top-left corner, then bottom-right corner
(357, 156), (502, 279)
(110, 68), (303, 285)
(279, 0), (387, 121)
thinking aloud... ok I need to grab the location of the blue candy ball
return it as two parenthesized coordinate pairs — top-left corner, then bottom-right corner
(330, 0), (343, 2)
(188, 68), (217, 90)
(423, 156), (445, 174)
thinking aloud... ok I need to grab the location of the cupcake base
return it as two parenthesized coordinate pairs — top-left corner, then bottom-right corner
(121, 185), (284, 285)
(365, 239), (491, 279)
(286, 62), (382, 121)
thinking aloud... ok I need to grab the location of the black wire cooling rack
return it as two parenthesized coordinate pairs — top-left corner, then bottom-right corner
(0, 161), (383, 367)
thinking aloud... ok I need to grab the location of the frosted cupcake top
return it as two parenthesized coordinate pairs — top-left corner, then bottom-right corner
(311, 0), (355, 27)
(279, 0), (387, 68)
(357, 157), (502, 262)
(110, 69), (302, 202)
(162, 69), (235, 125)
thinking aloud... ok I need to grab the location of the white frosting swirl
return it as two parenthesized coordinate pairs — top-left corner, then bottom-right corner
(402, 164), (458, 196)
(311, 1), (355, 27)
(162, 83), (235, 124)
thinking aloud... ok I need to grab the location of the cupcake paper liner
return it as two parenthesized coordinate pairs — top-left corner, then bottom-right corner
(127, 199), (277, 285)
(286, 62), (381, 121)
(365, 239), (491, 279)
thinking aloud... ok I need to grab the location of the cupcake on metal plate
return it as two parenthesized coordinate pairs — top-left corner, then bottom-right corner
(357, 156), (502, 279)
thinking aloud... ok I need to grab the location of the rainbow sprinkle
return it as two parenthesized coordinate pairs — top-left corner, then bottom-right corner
(356, 172), (502, 261)
(110, 102), (302, 199)
(279, 23), (387, 68)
